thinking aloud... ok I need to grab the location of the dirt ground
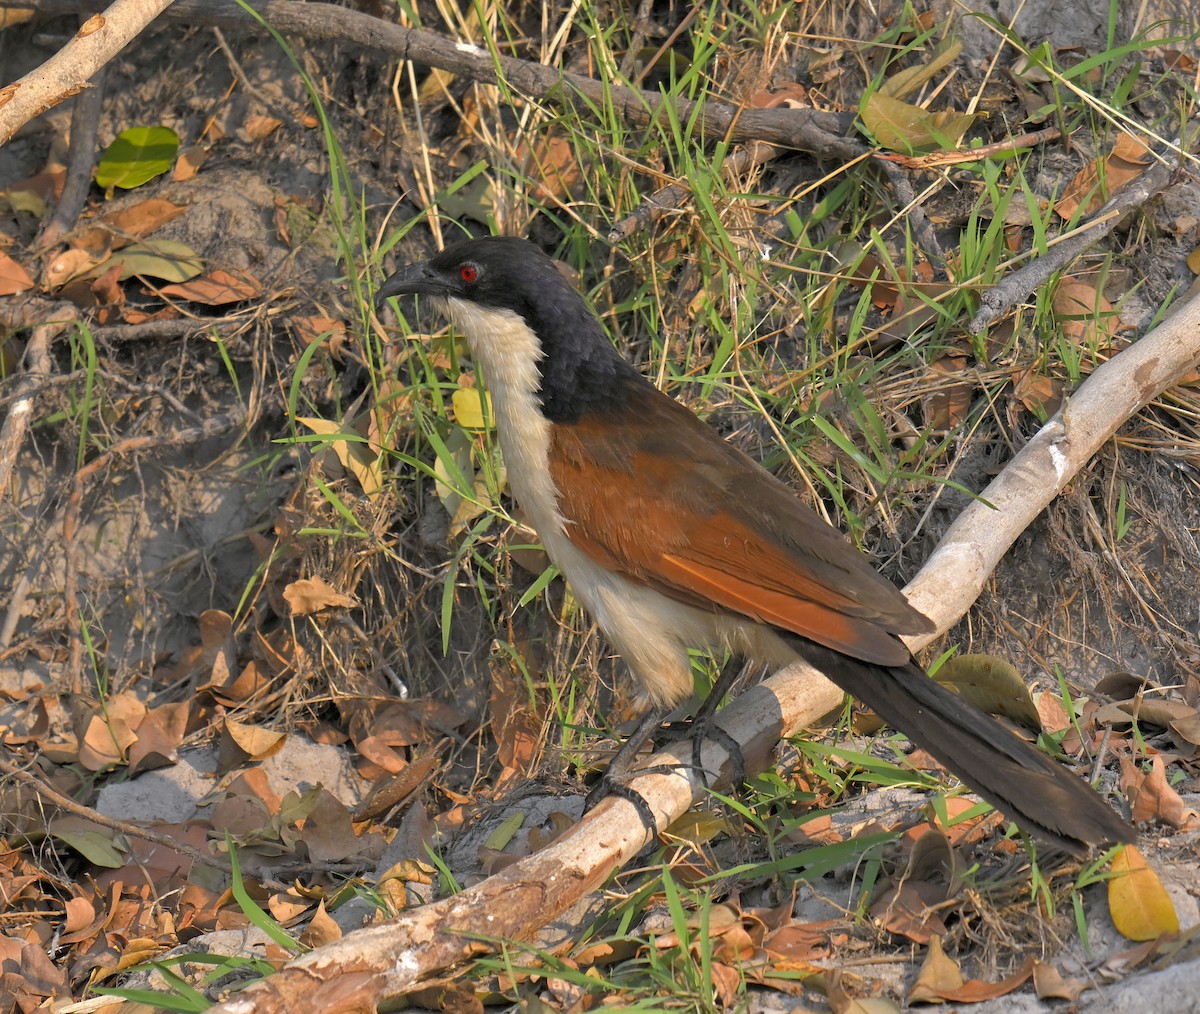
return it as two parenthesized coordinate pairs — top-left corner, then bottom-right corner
(2, 0), (1199, 1011)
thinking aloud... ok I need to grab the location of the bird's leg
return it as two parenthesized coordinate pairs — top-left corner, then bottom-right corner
(678, 654), (751, 792)
(583, 656), (755, 829)
(583, 702), (673, 831)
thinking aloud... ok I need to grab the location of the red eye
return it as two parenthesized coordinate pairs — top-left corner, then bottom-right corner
(459, 264), (478, 284)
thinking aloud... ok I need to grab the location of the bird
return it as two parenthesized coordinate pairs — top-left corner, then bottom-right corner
(377, 234), (1133, 856)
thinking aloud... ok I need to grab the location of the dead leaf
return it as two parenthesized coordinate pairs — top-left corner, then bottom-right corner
(1121, 754), (1199, 830)
(1053, 275), (1119, 347)
(222, 719), (286, 763)
(173, 144), (209, 181)
(1032, 960), (1090, 1001)
(1057, 131), (1153, 219)
(157, 268), (262, 305)
(282, 576), (357, 616)
(1109, 844), (1180, 940)
(298, 899), (342, 948)
(861, 92), (976, 153)
(243, 115), (284, 142)
(910, 936), (1035, 1002)
(0, 249), (35, 296)
(933, 654), (1042, 729)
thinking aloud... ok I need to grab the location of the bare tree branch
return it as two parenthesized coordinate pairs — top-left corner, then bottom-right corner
(0, 0), (177, 146)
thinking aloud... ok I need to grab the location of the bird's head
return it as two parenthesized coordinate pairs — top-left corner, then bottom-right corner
(377, 236), (636, 421)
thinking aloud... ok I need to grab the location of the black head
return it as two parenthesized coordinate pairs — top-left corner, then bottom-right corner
(377, 236), (639, 422)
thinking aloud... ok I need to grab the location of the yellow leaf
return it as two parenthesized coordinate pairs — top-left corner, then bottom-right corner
(861, 92), (976, 153)
(880, 38), (963, 99)
(295, 416), (385, 498)
(452, 385), (493, 431)
(1109, 845), (1179, 941)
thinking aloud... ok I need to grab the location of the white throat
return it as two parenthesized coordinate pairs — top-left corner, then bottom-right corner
(441, 296), (566, 538)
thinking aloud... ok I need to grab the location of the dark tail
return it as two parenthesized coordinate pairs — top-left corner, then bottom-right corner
(786, 639), (1133, 855)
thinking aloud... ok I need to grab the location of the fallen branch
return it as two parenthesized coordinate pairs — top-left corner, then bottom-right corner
(204, 289), (1200, 1011)
(905, 289), (1200, 634)
(4, 0), (857, 157)
(0, 0), (177, 147)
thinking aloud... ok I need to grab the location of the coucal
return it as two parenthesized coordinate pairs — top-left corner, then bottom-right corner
(378, 235), (1132, 855)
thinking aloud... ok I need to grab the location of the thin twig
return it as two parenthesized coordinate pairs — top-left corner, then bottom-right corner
(36, 60), (107, 249)
(0, 752), (230, 871)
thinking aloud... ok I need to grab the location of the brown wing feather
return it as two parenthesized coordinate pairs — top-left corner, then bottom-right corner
(547, 375), (932, 666)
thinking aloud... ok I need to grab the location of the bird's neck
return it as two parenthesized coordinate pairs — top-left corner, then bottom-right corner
(440, 297), (566, 537)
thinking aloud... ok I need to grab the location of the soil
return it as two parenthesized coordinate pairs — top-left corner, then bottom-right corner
(1, 1), (1199, 1010)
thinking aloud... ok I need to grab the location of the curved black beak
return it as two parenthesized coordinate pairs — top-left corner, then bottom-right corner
(375, 259), (436, 311)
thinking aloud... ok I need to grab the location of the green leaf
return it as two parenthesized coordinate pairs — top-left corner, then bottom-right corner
(96, 126), (181, 189)
(84, 240), (204, 283)
(52, 829), (125, 867)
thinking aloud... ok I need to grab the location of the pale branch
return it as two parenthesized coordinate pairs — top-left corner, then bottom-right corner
(0, 0), (177, 147)
(3, 0), (857, 157)
(904, 290), (1200, 637)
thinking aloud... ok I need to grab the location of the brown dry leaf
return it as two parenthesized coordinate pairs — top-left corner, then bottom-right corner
(0, 249), (35, 295)
(1109, 845), (1180, 941)
(908, 937), (965, 1002)
(268, 887), (313, 926)
(870, 880), (950, 944)
(1053, 275), (1119, 346)
(126, 701), (186, 774)
(243, 115), (284, 141)
(158, 268), (262, 305)
(292, 314), (346, 347)
(1010, 367), (1064, 418)
(103, 196), (187, 242)
(298, 900), (342, 948)
(46, 246), (102, 289)
(0, 937), (69, 1010)
(1057, 131), (1152, 219)
(222, 718), (286, 763)
(1033, 689), (1072, 734)
(173, 144), (208, 181)
(353, 751), (441, 822)
(910, 936), (1035, 1003)
(64, 894), (97, 934)
(923, 352), (973, 431)
(90, 261), (125, 323)
(353, 734), (408, 775)
(303, 789), (380, 863)
(1032, 960), (1091, 1001)
(282, 576), (357, 616)
(762, 921), (835, 964)
(78, 694), (147, 771)
(1121, 754), (1199, 830)
(518, 131), (582, 207)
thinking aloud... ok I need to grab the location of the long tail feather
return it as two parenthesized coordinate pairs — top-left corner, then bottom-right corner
(787, 639), (1133, 855)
